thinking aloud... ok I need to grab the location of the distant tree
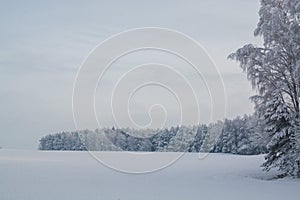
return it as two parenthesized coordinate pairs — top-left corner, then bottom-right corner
(189, 125), (208, 152)
(165, 126), (197, 152)
(201, 121), (223, 152)
(229, 0), (300, 177)
(151, 127), (178, 151)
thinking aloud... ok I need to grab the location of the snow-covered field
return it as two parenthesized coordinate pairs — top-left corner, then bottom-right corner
(1, 149), (299, 200)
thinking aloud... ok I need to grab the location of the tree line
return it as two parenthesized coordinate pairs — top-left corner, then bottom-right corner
(39, 114), (267, 155)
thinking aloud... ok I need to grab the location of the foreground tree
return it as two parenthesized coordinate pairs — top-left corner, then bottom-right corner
(229, 0), (300, 177)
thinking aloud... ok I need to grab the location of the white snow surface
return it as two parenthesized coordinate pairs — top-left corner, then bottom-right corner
(1, 149), (299, 200)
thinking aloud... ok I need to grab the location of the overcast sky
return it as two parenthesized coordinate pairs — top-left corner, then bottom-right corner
(0, 0), (262, 149)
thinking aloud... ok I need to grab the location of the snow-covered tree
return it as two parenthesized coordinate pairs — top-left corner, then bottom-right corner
(189, 125), (208, 152)
(201, 121), (223, 152)
(151, 127), (178, 151)
(164, 126), (197, 152)
(229, 0), (300, 177)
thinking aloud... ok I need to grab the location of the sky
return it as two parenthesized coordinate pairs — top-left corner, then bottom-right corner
(0, 0), (262, 149)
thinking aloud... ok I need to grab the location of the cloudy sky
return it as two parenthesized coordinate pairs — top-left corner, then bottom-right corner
(0, 0), (262, 149)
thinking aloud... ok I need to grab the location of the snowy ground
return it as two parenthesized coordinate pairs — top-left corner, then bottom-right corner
(1, 149), (299, 200)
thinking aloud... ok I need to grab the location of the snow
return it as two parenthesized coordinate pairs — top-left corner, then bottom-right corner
(0, 149), (299, 200)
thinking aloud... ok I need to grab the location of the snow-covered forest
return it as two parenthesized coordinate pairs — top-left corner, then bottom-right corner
(39, 114), (267, 155)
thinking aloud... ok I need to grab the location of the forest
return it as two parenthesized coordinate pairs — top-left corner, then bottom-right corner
(39, 114), (267, 155)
